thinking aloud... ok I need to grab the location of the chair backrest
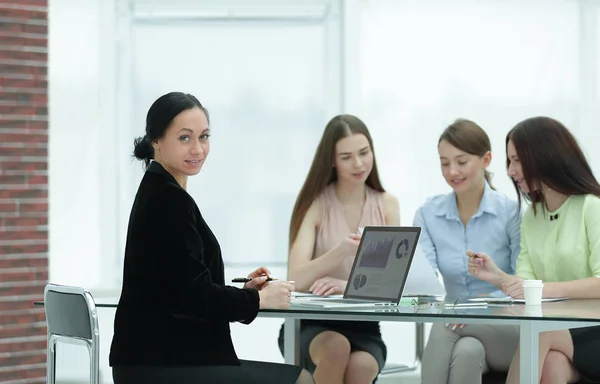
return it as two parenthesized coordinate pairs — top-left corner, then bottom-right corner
(44, 284), (100, 384)
(44, 284), (98, 342)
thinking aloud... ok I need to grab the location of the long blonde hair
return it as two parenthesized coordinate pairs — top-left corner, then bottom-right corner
(289, 114), (385, 248)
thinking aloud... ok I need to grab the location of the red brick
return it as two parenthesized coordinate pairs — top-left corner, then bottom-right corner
(0, 365), (45, 381)
(0, 284), (46, 297)
(0, 258), (47, 269)
(0, 299), (45, 311)
(0, 104), (47, 114)
(0, 216), (47, 227)
(0, 8), (47, 21)
(0, 174), (47, 185)
(25, 370), (46, 380)
(0, 144), (47, 157)
(27, 175), (47, 185)
(0, 22), (20, 34)
(0, 319), (45, 336)
(0, 21), (47, 36)
(0, 118), (47, 130)
(0, 337), (46, 354)
(0, 322), (45, 339)
(0, 161), (47, 171)
(0, 202), (17, 212)
(0, 34), (47, 48)
(0, 174), (26, 184)
(23, 23), (47, 34)
(0, 48), (46, 62)
(0, 90), (47, 102)
(19, 202), (47, 213)
(0, 133), (48, 143)
(0, 65), (47, 79)
(4, 0), (47, 6)
(0, 268), (48, 283)
(0, 351), (46, 367)
(0, 230), (47, 241)
(0, 188), (47, 199)
(0, 309), (45, 325)
(0, 244), (48, 255)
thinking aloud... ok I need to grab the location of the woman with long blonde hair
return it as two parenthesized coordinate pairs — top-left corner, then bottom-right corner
(278, 114), (400, 384)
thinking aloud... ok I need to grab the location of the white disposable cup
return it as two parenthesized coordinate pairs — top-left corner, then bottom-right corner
(524, 306), (543, 317)
(522, 279), (544, 306)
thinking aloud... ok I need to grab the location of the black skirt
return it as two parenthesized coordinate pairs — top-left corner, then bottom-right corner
(570, 325), (600, 383)
(278, 320), (387, 375)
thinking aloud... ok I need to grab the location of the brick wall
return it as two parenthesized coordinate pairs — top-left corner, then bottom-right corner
(0, 0), (48, 382)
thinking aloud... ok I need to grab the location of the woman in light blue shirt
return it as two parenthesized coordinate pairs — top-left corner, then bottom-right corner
(415, 119), (522, 384)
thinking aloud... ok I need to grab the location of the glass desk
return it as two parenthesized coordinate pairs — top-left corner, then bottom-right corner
(35, 298), (600, 383)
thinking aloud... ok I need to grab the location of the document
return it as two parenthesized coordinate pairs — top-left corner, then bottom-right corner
(468, 297), (568, 304)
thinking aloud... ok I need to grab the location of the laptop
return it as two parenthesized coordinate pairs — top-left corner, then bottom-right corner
(291, 226), (421, 308)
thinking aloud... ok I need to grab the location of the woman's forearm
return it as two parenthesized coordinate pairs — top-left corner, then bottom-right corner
(288, 247), (345, 291)
(489, 271), (514, 290)
(544, 277), (600, 299)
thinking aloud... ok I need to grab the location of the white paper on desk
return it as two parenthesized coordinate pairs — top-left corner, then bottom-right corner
(292, 292), (343, 299)
(469, 297), (569, 304)
(403, 246), (446, 297)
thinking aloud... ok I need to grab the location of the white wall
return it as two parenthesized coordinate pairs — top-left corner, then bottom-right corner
(49, 0), (600, 294)
(359, 0), (600, 226)
(48, 0), (600, 381)
(48, 0), (104, 288)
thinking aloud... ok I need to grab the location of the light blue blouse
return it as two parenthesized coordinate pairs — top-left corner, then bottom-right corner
(413, 182), (521, 298)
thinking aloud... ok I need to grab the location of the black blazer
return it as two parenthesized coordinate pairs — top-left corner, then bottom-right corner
(109, 161), (259, 367)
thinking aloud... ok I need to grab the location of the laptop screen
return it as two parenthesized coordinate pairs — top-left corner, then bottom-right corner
(344, 226), (421, 303)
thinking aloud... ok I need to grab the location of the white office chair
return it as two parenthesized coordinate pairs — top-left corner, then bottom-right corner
(44, 284), (100, 384)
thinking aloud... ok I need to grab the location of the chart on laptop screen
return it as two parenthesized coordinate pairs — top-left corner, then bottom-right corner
(347, 229), (418, 300)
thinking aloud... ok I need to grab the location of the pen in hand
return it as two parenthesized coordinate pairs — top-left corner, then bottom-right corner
(231, 277), (278, 283)
(467, 250), (484, 265)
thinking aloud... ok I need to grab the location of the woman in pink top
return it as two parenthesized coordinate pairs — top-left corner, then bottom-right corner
(277, 115), (400, 384)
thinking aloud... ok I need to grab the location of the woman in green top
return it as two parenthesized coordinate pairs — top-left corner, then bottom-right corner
(468, 116), (600, 383)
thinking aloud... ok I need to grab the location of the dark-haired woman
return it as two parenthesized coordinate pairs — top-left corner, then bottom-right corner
(109, 92), (313, 384)
(469, 116), (600, 384)
(416, 119), (522, 383)
(279, 114), (400, 384)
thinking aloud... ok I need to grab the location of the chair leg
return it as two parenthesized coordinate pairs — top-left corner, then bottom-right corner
(89, 346), (100, 384)
(47, 337), (56, 384)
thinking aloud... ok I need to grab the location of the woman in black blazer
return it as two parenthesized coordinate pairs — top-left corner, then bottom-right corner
(109, 92), (313, 384)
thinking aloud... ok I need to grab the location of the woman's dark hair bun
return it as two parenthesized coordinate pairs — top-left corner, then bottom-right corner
(133, 135), (153, 167)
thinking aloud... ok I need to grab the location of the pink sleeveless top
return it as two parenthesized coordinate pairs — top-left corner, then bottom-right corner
(314, 183), (387, 280)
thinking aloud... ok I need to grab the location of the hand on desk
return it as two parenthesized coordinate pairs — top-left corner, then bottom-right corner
(244, 266), (273, 290)
(502, 276), (525, 299)
(310, 277), (347, 296)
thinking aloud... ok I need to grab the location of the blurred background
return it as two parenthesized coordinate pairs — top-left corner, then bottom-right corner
(1, 0), (599, 382)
